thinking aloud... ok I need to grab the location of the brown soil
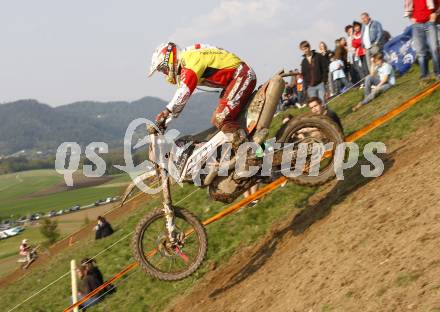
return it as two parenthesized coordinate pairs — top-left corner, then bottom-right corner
(167, 116), (440, 312)
(23, 174), (113, 198)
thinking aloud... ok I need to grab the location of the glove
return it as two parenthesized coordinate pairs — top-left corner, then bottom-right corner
(155, 109), (171, 127)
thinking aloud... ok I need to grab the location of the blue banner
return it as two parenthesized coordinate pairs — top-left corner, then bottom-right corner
(384, 26), (416, 75)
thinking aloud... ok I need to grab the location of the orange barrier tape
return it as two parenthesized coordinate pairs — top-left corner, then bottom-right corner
(63, 81), (440, 312)
(345, 81), (440, 142)
(203, 177), (287, 226)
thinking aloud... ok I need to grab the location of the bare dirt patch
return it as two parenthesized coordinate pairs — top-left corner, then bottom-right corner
(23, 174), (113, 198)
(167, 116), (440, 312)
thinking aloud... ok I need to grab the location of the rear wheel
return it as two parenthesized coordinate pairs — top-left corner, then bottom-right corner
(132, 207), (207, 281)
(276, 114), (344, 186)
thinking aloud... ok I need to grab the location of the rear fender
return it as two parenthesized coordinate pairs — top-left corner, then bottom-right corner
(245, 73), (284, 135)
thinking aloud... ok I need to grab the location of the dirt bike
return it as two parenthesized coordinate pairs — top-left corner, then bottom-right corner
(131, 70), (344, 281)
(18, 246), (38, 269)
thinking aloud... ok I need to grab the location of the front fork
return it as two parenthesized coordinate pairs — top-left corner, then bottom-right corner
(151, 129), (178, 245)
(159, 167), (178, 244)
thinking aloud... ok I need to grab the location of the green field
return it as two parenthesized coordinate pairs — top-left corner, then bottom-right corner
(0, 170), (130, 219)
(1, 66), (440, 311)
(0, 170), (131, 277)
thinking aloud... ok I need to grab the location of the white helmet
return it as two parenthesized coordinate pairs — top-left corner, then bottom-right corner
(148, 42), (181, 84)
(22, 239), (28, 244)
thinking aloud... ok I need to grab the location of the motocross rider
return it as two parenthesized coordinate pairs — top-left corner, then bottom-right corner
(148, 42), (257, 148)
(19, 239), (32, 263)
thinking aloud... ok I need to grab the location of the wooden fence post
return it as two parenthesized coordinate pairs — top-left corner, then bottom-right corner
(70, 260), (79, 312)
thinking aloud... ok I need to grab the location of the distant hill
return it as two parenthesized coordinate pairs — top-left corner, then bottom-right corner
(0, 92), (219, 155)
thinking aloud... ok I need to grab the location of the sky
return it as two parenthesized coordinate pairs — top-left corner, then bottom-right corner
(0, 0), (409, 106)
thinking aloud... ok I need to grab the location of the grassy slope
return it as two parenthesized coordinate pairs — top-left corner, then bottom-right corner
(0, 172), (130, 277)
(0, 171), (130, 219)
(1, 66), (440, 312)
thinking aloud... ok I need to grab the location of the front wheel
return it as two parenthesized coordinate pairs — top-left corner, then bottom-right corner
(132, 207), (207, 281)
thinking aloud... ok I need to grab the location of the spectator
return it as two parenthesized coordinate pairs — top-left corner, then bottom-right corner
(345, 25), (359, 84)
(361, 12), (385, 69)
(382, 30), (392, 44)
(319, 41), (332, 96)
(81, 258), (116, 296)
(307, 97), (343, 131)
(95, 216), (114, 240)
(352, 21), (369, 80)
(404, 0), (440, 78)
(437, 4), (440, 45)
(293, 69), (305, 105)
(329, 52), (350, 95)
(335, 38), (349, 75)
(345, 25), (355, 63)
(319, 41), (332, 60)
(334, 38), (341, 50)
(281, 81), (297, 110)
(339, 37), (349, 63)
(75, 265), (102, 310)
(299, 41), (328, 104)
(81, 258), (103, 284)
(353, 53), (395, 111)
(287, 70), (304, 107)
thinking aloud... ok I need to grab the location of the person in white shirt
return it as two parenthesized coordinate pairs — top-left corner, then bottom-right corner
(353, 53), (395, 111)
(329, 52), (350, 96)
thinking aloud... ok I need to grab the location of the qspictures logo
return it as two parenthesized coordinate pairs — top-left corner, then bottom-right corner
(55, 118), (387, 194)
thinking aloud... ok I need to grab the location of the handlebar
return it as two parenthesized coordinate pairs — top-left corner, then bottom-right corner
(147, 115), (173, 135)
(276, 68), (299, 78)
(147, 123), (164, 135)
(279, 71), (297, 78)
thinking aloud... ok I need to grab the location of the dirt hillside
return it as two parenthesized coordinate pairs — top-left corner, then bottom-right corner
(168, 116), (440, 312)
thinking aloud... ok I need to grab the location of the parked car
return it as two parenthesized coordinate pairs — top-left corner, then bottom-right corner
(94, 199), (104, 206)
(0, 224), (10, 231)
(46, 211), (57, 218)
(29, 213), (42, 221)
(0, 231), (8, 239)
(63, 208), (71, 214)
(69, 205), (81, 212)
(0, 220), (12, 230)
(4, 226), (24, 237)
(16, 216), (28, 224)
(56, 209), (64, 216)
